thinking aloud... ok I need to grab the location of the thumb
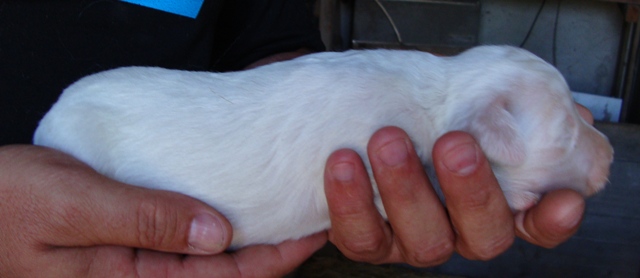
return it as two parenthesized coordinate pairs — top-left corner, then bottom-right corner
(92, 182), (233, 255)
(514, 189), (584, 248)
(28, 148), (232, 255)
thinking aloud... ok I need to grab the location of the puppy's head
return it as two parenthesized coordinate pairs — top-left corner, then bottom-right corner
(496, 99), (614, 211)
(447, 46), (614, 211)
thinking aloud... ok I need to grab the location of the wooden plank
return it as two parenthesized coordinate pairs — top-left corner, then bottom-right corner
(293, 123), (640, 277)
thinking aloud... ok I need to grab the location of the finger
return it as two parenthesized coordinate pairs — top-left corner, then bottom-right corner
(137, 233), (326, 278)
(433, 131), (514, 260)
(324, 149), (397, 263)
(575, 103), (594, 125)
(515, 189), (584, 248)
(230, 232), (327, 277)
(115, 233), (326, 278)
(367, 127), (454, 266)
(28, 146), (232, 255)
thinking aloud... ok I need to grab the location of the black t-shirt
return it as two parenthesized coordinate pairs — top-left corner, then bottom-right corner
(0, 0), (325, 144)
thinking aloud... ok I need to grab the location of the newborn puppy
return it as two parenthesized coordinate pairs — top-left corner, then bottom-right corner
(34, 46), (614, 249)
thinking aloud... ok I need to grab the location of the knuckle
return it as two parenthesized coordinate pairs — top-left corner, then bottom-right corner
(340, 232), (386, 259)
(459, 187), (494, 211)
(468, 234), (514, 261)
(403, 240), (454, 267)
(135, 199), (177, 248)
(331, 201), (367, 218)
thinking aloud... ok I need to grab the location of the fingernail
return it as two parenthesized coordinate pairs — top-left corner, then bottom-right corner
(378, 139), (409, 166)
(442, 143), (479, 176)
(514, 212), (532, 239)
(558, 201), (584, 229)
(332, 162), (354, 182)
(189, 213), (226, 253)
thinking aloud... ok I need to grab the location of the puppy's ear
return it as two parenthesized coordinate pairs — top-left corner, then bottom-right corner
(467, 97), (527, 166)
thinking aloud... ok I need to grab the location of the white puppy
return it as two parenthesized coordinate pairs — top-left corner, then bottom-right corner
(34, 46), (614, 249)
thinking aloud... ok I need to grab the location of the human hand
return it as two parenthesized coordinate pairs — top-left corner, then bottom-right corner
(0, 145), (326, 277)
(323, 104), (594, 266)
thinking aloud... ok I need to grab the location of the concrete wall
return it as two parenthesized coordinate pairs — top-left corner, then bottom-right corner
(480, 0), (624, 96)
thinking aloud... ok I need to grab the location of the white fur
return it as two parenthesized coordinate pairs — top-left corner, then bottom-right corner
(33, 46), (614, 249)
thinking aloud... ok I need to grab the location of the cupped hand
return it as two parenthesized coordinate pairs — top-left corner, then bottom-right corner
(0, 145), (326, 277)
(324, 104), (593, 266)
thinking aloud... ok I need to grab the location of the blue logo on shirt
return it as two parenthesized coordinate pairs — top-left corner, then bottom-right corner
(121, 0), (204, 19)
